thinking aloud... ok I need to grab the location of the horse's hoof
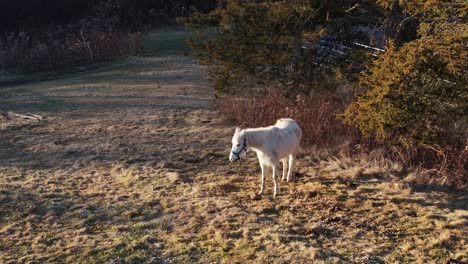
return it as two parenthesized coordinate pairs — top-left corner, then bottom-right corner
(251, 193), (261, 200)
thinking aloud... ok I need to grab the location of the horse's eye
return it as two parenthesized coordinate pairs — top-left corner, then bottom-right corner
(236, 144), (240, 146)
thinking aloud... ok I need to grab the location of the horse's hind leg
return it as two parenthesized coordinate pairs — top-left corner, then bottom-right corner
(281, 158), (288, 181)
(272, 163), (279, 197)
(287, 154), (295, 182)
(258, 163), (266, 195)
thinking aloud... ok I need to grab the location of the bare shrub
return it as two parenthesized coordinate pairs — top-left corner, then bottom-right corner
(0, 30), (142, 72)
(348, 137), (466, 190)
(400, 145), (466, 189)
(216, 88), (360, 152)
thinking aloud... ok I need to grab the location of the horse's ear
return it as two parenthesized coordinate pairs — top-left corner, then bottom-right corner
(235, 127), (241, 133)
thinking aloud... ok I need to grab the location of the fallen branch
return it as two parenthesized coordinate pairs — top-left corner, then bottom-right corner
(2, 111), (44, 121)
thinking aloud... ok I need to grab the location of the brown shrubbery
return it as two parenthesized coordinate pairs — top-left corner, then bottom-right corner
(363, 139), (467, 189)
(216, 89), (359, 151)
(0, 30), (142, 72)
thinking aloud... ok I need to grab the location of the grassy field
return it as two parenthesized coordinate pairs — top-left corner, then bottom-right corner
(0, 29), (467, 263)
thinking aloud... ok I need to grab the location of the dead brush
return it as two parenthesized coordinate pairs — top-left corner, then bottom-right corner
(361, 140), (468, 190)
(215, 88), (360, 152)
(0, 29), (142, 72)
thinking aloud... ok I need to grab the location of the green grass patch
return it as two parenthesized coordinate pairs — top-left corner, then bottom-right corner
(142, 27), (192, 56)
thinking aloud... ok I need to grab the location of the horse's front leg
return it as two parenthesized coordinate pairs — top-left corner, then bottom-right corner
(258, 163), (266, 195)
(272, 163), (278, 197)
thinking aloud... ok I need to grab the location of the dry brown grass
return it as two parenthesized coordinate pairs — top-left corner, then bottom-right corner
(0, 41), (467, 263)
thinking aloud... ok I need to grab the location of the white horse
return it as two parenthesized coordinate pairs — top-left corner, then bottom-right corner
(229, 118), (302, 197)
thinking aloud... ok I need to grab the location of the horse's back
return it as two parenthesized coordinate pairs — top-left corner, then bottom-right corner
(275, 118), (296, 128)
(271, 118), (302, 157)
(275, 118), (302, 138)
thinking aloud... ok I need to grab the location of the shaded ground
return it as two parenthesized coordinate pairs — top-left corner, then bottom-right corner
(0, 29), (467, 263)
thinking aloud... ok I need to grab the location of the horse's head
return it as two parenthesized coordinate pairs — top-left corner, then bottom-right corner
(229, 127), (247, 162)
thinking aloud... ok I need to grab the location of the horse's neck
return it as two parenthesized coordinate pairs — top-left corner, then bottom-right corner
(245, 128), (268, 150)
